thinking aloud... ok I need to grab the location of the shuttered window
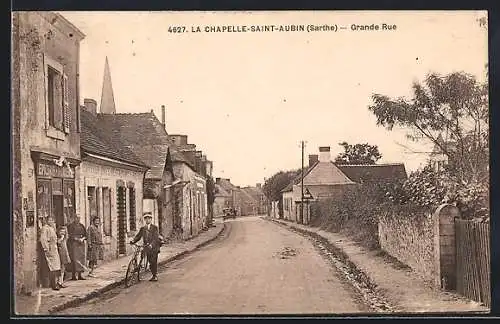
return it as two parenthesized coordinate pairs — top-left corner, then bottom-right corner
(44, 55), (70, 134)
(128, 187), (137, 231)
(62, 73), (70, 133)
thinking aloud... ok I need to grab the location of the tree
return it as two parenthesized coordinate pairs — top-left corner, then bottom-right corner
(206, 176), (216, 225)
(368, 71), (489, 219)
(262, 169), (300, 202)
(334, 142), (382, 165)
(368, 71), (488, 185)
(262, 169), (302, 218)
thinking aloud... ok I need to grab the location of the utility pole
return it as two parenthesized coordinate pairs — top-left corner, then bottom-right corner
(301, 140), (304, 224)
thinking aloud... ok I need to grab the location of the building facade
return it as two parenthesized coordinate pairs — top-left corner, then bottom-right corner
(172, 163), (208, 239)
(78, 103), (149, 260)
(12, 12), (85, 294)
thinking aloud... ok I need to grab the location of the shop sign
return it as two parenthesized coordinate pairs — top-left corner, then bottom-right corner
(37, 162), (74, 178)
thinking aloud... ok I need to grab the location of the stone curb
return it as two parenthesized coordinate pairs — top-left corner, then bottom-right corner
(47, 223), (226, 314)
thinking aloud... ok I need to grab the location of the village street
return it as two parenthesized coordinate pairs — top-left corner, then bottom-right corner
(56, 216), (367, 315)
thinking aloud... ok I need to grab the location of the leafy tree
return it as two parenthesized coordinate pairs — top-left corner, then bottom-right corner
(368, 71), (489, 219)
(262, 169), (300, 202)
(334, 142), (382, 165)
(368, 71), (488, 185)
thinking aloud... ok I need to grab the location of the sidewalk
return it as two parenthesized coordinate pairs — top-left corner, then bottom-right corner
(267, 218), (489, 314)
(14, 222), (225, 316)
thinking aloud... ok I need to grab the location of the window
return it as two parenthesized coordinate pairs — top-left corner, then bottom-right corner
(102, 187), (112, 236)
(45, 55), (70, 134)
(128, 187), (136, 231)
(87, 186), (98, 222)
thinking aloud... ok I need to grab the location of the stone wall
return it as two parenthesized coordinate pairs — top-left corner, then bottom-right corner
(14, 12), (83, 295)
(378, 212), (436, 283)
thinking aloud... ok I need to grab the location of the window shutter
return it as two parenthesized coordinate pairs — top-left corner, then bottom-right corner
(62, 73), (70, 133)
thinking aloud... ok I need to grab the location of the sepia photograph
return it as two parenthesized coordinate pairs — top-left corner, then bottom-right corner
(11, 10), (490, 316)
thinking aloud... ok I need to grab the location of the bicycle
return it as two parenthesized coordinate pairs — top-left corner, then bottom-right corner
(124, 243), (149, 288)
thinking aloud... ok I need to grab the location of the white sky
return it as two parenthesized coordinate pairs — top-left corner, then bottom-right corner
(60, 11), (488, 187)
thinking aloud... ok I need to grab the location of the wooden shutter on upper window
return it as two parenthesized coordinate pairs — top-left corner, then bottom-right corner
(62, 73), (70, 133)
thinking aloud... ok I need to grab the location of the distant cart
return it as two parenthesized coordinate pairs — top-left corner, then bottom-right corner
(222, 207), (236, 220)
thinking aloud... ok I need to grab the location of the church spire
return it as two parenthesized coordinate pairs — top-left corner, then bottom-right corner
(100, 56), (116, 114)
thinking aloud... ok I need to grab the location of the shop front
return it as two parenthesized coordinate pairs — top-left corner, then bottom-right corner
(31, 151), (79, 287)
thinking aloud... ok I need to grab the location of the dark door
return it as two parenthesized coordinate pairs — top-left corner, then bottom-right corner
(52, 195), (64, 229)
(189, 190), (193, 236)
(117, 186), (127, 255)
(51, 179), (64, 228)
(157, 197), (164, 236)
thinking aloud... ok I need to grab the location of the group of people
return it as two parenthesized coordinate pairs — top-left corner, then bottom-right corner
(39, 214), (104, 291)
(40, 212), (163, 290)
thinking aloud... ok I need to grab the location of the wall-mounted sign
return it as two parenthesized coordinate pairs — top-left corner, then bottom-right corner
(26, 211), (35, 227)
(37, 162), (74, 178)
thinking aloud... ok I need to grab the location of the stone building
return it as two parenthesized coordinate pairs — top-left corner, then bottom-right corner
(12, 12), (85, 294)
(281, 147), (356, 223)
(168, 134), (211, 236)
(78, 101), (149, 260)
(98, 107), (210, 241)
(214, 183), (231, 217)
(281, 146), (407, 224)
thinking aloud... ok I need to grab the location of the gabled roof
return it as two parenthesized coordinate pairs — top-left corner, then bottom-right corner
(217, 178), (238, 193)
(302, 161), (355, 186)
(97, 112), (193, 179)
(80, 109), (148, 168)
(281, 161), (319, 193)
(215, 184), (230, 197)
(240, 188), (259, 204)
(337, 163), (407, 183)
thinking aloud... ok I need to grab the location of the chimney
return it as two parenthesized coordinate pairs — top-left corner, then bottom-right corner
(309, 154), (319, 167)
(161, 105), (166, 130)
(83, 98), (97, 115)
(216, 177), (221, 184)
(318, 146), (331, 163)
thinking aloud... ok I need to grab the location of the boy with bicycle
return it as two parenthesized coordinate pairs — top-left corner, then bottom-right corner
(129, 213), (161, 281)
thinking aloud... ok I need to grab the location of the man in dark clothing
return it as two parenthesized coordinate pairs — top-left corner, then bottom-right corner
(130, 213), (161, 281)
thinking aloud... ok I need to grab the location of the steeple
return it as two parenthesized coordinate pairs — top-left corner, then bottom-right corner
(100, 56), (116, 114)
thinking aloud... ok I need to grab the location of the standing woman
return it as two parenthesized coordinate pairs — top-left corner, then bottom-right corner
(67, 213), (87, 280)
(87, 216), (104, 277)
(56, 226), (71, 288)
(40, 217), (61, 290)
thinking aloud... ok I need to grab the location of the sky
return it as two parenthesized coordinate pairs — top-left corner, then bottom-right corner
(59, 11), (488, 187)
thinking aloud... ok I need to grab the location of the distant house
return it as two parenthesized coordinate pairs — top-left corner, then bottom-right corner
(281, 146), (407, 225)
(282, 147), (356, 223)
(429, 134), (456, 172)
(215, 178), (241, 215)
(78, 101), (149, 260)
(214, 183), (231, 217)
(240, 184), (267, 216)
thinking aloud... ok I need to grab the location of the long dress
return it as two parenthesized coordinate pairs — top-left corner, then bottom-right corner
(87, 225), (104, 263)
(67, 222), (87, 272)
(40, 225), (61, 272)
(57, 235), (71, 266)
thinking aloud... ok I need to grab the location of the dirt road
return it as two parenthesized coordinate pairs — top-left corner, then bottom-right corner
(57, 216), (367, 315)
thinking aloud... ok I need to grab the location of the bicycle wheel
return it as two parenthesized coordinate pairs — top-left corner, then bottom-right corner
(125, 257), (138, 287)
